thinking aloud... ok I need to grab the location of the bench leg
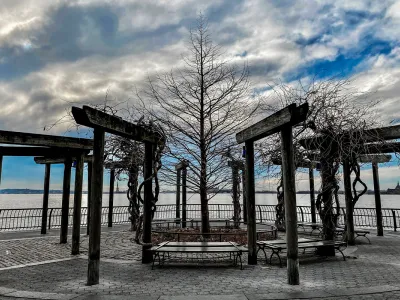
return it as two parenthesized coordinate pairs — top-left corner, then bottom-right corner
(269, 249), (282, 267)
(355, 233), (371, 244)
(257, 246), (268, 264)
(336, 247), (346, 261)
(152, 252), (159, 270)
(237, 253), (243, 270)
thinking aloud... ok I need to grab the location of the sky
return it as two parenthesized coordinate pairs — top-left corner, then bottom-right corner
(0, 0), (400, 192)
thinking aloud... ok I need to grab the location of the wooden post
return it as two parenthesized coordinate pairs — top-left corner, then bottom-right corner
(242, 168), (247, 224)
(87, 161), (92, 236)
(309, 167), (316, 224)
(41, 164), (51, 234)
(0, 155), (3, 186)
(176, 169), (181, 221)
(108, 169), (115, 227)
(245, 141), (257, 265)
(87, 129), (104, 286)
(182, 167), (187, 228)
(231, 164), (240, 228)
(372, 161), (384, 236)
(343, 159), (355, 245)
(281, 125), (299, 285)
(60, 157), (72, 244)
(72, 155), (84, 255)
(142, 142), (154, 263)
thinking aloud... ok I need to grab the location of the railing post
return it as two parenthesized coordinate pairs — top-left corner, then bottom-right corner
(218, 204), (221, 219)
(392, 210), (397, 232)
(48, 208), (54, 230)
(258, 205), (263, 223)
(299, 207), (304, 222)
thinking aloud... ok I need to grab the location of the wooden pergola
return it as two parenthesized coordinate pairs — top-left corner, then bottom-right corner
(300, 126), (400, 244)
(0, 132), (93, 249)
(236, 103), (308, 285)
(71, 105), (165, 285)
(34, 155), (94, 254)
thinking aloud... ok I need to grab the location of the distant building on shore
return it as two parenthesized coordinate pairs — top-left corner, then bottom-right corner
(387, 181), (400, 194)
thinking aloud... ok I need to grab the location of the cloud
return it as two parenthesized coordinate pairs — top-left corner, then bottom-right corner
(0, 0), (400, 188)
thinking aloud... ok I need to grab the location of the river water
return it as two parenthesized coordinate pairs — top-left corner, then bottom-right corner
(0, 193), (399, 209)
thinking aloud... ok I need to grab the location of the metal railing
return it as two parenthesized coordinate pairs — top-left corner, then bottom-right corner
(0, 204), (398, 232)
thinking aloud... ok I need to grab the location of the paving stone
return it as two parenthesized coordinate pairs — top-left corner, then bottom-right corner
(0, 230), (399, 299)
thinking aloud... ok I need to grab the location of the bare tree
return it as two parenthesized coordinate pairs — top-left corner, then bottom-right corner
(136, 15), (257, 233)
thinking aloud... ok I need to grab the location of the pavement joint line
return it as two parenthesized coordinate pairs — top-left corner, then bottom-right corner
(0, 257), (80, 271)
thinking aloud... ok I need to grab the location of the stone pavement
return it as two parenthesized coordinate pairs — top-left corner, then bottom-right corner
(0, 227), (399, 299)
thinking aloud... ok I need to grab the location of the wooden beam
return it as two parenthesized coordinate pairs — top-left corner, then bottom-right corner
(0, 146), (89, 157)
(343, 159), (355, 245)
(372, 162), (384, 236)
(228, 160), (244, 169)
(34, 155), (93, 165)
(306, 153), (392, 164)
(108, 169), (115, 227)
(182, 167), (187, 228)
(281, 126), (299, 285)
(176, 168), (181, 221)
(60, 157), (72, 244)
(175, 160), (189, 170)
(104, 160), (130, 169)
(72, 106), (164, 144)
(87, 128), (105, 286)
(360, 142), (400, 154)
(0, 155), (2, 186)
(359, 154), (391, 163)
(142, 142), (154, 263)
(86, 161), (92, 236)
(72, 154), (84, 255)
(0, 130), (92, 149)
(41, 164), (51, 235)
(309, 168), (317, 225)
(245, 140), (257, 265)
(236, 103), (309, 143)
(272, 158), (316, 169)
(300, 125), (400, 150)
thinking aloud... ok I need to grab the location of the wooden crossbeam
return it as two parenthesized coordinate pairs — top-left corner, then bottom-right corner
(0, 146), (89, 157)
(306, 153), (391, 164)
(175, 160), (190, 170)
(359, 142), (400, 154)
(299, 125), (400, 150)
(236, 103), (309, 143)
(34, 155), (93, 164)
(104, 160), (131, 169)
(271, 158), (316, 169)
(228, 160), (244, 169)
(72, 106), (164, 144)
(0, 130), (93, 149)
(358, 154), (391, 163)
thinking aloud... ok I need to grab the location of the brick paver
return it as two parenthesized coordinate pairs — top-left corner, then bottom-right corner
(0, 229), (399, 299)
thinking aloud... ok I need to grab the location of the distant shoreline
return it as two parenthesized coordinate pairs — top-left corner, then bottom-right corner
(1, 188), (398, 195)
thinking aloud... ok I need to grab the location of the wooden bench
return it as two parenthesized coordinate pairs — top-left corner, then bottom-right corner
(297, 222), (323, 236)
(335, 227), (371, 244)
(150, 241), (247, 269)
(256, 239), (346, 267)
